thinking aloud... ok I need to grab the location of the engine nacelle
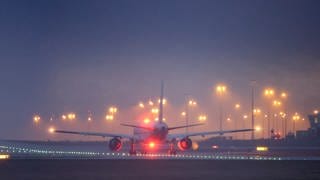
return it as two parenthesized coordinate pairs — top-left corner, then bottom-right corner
(177, 137), (192, 150)
(109, 138), (122, 151)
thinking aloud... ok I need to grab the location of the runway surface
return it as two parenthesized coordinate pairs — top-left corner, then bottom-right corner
(1, 140), (320, 160)
(1, 160), (320, 180)
(1, 140), (320, 179)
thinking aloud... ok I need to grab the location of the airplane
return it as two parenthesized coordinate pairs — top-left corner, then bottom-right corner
(54, 82), (254, 155)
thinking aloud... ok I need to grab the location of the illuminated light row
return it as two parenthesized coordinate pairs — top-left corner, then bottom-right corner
(33, 115), (40, 123)
(154, 117), (166, 122)
(0, 145), (292, 160)
(151, 108), (159, 114)
(279, 112), (286, 118)
(0, 154), (10, 160)
(273, 100), (282, 107)
(264, 88), (275, 97)
(215, 84), (227, 94)
(188, 100), (197, 106)
(138, 98), (167, 108)
(292, 112), (301, 121)
(61, 113), (76, 120)
(157, 98), (167, 105)
(253, 108), (261, 115)
(198, 115), (207, 121)
(109, 107), (118, 113)
(256, 146), (268, 152)
(105, 114), (114, 121)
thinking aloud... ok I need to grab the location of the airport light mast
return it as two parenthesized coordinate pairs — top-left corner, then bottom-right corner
(216, 84), (227, 133)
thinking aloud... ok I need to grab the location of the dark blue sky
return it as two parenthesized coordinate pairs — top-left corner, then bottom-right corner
(1, 0), (320, 139)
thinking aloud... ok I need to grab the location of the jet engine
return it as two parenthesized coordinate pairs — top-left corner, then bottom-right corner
(177, 137), (192, 150)
(109, 138), (122, 151)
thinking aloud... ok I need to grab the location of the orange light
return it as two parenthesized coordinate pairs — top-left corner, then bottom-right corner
(0, 154), (10, 160)
(149, 142), (155, 149)
(33, 115), (40, 123)
(48, 127), (55, 134)
(144, 118), (150, 124)
(256, 146), (268, 151)
(255, 126), (262, 132)
(212, 145), (219, 149)
(138, 102), (144, 108)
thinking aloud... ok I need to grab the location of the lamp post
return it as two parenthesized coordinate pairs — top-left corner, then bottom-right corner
(264, 88), (274, 138)
(185, 97), (197, 134)
(272, 100), (281, 133)
(234, 103), (241, 139)
(216, 84), (227, 133)
(280, 92), (288, 137)
(33, 115), (41, 127)
(292, 113), (300, 137)
(250, 80), (256, 140)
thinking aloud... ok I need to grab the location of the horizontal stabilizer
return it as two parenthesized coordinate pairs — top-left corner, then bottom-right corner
(168, 123), (204, 130)
(120, 123), (154, 131)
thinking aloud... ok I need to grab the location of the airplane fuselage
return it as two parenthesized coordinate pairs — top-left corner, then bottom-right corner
(133, 121), (169, 142)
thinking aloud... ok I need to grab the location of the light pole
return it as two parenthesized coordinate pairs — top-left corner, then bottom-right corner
(33, 115), (41, 127)
(272, 100), (281, 133)
(216, 84), (227, 133)
(234, 103), (241, 139)
(250, 81), (256, 140)
(264, 88), (274, 138)
(185, 97), (197, 134)
(292, 113), (300, 137)
(280, 92), (288, 137)
(253, 108), (261, 139)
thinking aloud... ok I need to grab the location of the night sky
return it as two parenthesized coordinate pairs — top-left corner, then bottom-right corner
(1, 0), (320, 139)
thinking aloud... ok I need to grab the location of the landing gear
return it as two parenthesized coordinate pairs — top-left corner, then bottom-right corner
(168, 142), (177, 155)
(141, 151), (147, 155)
(168, 149), (177, 155)
(129, 139), (137, 155)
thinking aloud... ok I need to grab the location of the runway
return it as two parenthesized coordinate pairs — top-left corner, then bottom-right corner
(1, 140), (320, 160)
(1, 140), (320, 180)
(1, 160), (320, 180)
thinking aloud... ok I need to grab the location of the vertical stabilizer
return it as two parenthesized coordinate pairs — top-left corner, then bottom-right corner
(158, 81), (164, 123)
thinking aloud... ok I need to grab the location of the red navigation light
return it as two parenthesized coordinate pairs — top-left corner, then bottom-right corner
(149, 141), (155, 149)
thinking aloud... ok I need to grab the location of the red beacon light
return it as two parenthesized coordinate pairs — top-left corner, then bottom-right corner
(149, 141), (155, 149)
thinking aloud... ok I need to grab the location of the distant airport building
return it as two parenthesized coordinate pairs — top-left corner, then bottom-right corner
(307, 113), (320, 136)
(296, 113), (320, 139)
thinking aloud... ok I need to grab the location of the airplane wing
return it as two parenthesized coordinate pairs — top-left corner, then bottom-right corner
(168, 128), (254, 140)
(54, 130), (132, 139)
